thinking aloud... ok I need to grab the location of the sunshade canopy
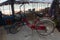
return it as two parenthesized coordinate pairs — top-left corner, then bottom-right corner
(0, 0), (53, 6)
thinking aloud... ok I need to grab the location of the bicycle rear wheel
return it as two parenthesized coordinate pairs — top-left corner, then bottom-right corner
(35, 19), (56, 36)
(9, 22), (23, 34)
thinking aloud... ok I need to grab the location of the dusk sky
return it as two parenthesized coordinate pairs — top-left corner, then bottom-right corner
(0, 0), (53, 3)
(0, 0), (53, 15)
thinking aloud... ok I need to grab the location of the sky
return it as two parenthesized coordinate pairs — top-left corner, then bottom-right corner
(16, 0), (53, 2)
(0, 0), (53, 15)
(0, 0), (53, 3)
(0, 0), (7, 3)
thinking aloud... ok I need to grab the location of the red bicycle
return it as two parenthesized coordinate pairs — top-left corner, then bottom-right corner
(9, 12), (56, 36)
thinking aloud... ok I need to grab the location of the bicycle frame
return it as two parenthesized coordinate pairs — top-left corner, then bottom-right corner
(21, 17), (46, 30)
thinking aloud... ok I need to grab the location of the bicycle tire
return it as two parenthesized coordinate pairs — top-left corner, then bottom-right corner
(9, 22), (23, 34)
(35, 19), (56, 36)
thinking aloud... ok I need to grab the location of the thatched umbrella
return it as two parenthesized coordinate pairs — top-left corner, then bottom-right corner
(0, 0), (51, 16)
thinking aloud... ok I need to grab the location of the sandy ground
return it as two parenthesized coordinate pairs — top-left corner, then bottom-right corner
(0, 27), (7, 40)
(5, 25), (60, 40)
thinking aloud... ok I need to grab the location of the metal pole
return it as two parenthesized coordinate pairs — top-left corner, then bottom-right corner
(10, 0), (15, 16)
(24, 4), (25, 13)
(37, 3), (38, 11)
(3, 6), (5, 14)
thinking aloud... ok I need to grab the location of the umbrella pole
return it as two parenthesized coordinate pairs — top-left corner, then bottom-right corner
(10, 0), (15, 16)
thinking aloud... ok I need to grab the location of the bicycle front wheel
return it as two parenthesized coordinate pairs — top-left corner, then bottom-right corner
(35, 19), (56, 36)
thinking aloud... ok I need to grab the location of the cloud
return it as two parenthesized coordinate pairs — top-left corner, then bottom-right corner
(32, 0), (53, 3)
(16, 0), (53, 3)
(0, 0), (7, 3)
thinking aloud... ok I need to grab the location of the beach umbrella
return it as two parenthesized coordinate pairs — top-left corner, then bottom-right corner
(0, 0), (52, 6)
